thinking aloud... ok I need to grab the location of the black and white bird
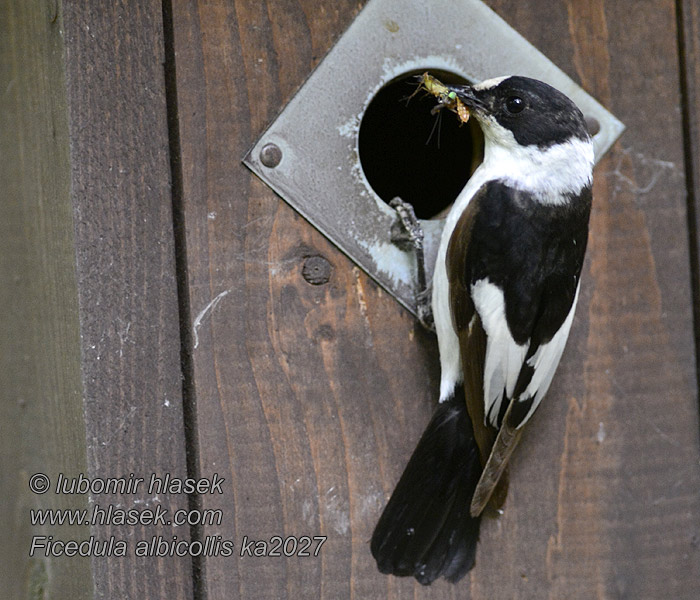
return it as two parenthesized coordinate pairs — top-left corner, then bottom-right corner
(371, 75), (594, 584)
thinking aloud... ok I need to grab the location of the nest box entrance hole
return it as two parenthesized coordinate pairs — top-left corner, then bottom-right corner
(358, 69), (484, 220)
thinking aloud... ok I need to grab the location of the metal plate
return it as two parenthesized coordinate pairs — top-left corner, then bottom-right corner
(243, 0), (625, 315)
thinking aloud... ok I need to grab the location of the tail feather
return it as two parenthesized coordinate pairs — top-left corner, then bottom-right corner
(371, 387), (482, 584)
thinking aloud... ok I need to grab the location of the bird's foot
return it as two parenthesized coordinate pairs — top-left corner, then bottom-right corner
(415, 286), (435, 331)
(389, 197), (435, 332)
(390, 197), (424, 252)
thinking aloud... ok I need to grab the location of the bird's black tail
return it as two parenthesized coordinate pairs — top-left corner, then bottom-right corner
(370, 386), (482, 585)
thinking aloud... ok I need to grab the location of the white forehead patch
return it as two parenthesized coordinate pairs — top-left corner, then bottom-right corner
(473, 76), (509, 91)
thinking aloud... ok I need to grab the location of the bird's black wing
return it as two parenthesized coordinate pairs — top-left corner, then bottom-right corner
(447, 180), (592, 515)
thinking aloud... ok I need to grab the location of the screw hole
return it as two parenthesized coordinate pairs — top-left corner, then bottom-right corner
(358, 70), (483, 219)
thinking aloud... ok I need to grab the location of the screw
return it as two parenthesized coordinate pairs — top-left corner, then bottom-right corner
(260, 143), (282, 168)
(585, 116), (600, 136)
(302, 256), (332, 285)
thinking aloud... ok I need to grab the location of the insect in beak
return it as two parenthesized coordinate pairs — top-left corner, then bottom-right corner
(410, 72), (471, 125)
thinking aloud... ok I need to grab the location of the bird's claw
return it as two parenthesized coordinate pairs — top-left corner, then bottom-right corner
(389, 197), (435, 332)
(390, 197), (424, 251)
(416, 287), (435, 331)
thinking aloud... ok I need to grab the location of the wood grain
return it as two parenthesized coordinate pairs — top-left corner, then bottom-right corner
(60, 2), (193, 599)
(170, 0), (700, 598)
(0, 2), (92, 598)
(680, 0), (700, 388)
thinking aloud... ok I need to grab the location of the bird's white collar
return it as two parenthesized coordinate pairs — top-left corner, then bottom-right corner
(478, 127), (594, 205)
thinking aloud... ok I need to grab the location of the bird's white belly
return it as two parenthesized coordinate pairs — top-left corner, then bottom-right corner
(432, 165), (495, 402)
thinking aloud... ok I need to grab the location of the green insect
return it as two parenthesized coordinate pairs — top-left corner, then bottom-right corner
(411, 72), (471, 124)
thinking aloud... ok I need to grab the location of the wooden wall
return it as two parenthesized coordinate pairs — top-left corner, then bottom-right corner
(2, 0), (699, 598)
(1, 3), (92, 598)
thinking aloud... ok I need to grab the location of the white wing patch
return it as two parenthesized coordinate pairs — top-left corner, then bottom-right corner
(471, 279), (528, 427)
(516, 283), (581, 427)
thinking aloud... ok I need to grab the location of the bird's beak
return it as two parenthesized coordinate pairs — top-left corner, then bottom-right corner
(445, 84), (488, 113)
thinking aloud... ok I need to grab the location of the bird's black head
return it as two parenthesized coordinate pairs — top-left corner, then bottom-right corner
(448, 76), (590, 149)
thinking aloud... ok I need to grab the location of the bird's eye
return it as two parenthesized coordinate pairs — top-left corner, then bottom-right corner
(505, 96), (525, 114)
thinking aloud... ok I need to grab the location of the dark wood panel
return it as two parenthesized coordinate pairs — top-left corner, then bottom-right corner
(59, 2), (193, 599)
(586, 1), (700, 596)
(171, 0), (700, 598)
(680, 0), (700, 384)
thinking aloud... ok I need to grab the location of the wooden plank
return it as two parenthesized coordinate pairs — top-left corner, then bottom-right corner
(58, 2), (194, 598)
(680, 0), (700, 386)
(171, 0), (700, 598)
(0, 2), (92, 598)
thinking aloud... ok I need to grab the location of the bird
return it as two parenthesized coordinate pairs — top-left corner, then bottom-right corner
(371, 75), (595, 585)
